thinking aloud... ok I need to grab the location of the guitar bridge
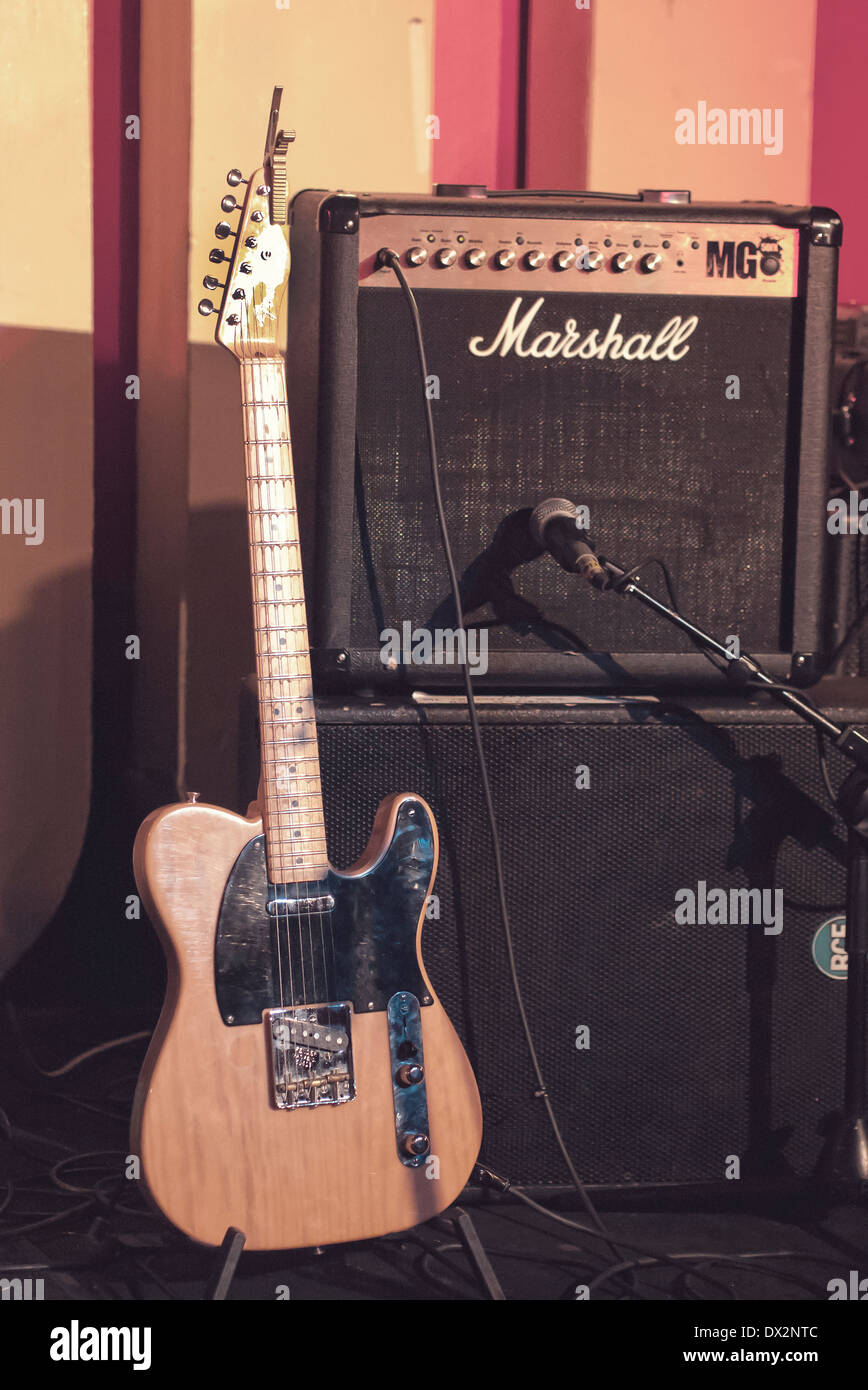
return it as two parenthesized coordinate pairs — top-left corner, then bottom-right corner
(268, 1004), (354, 1109)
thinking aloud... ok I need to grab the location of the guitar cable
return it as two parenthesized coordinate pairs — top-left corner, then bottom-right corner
(376, 248), (632, 1274)
(374, 251), (856, 1304)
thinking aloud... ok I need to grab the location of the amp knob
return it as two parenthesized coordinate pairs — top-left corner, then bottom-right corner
(406, 246), (428, 266)
(464, 247), (487, 268)
(435, 247), (457, 267)
(640, 252), (663, 273)
(553, 250), (575, 270)
(611, 251), (634, 272)
(493, 248), (516, 269)
(579, 248), (604, 272)
(523, 249), (546, 269)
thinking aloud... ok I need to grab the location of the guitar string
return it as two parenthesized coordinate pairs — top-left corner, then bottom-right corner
(238, 337), (340, 1094)
(245, 347), (335, 1039)
(243, 352), (291, 1102)
(248, 351), (301, 1098)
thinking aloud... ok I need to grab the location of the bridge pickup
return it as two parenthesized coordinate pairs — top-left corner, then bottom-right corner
(266, 893), (335, 916)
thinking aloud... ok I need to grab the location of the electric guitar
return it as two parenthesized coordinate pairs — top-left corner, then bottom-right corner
(131, 94), (482, 1250)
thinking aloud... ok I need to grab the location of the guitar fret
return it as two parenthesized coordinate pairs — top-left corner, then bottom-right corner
(262, 828), (326, 839)
(268, 837), (325, 844)
(260, 721), (316, 729)
(254, 621), (310, 631)
(260, 754), (321, 766)
(263, 797), (323, 805)
(264, 811), (325, 822)
(265, 798), (323, 809)
(256, 669), (312, 676)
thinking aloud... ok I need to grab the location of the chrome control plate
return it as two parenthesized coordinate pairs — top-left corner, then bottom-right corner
(387, 992), (430, 1168)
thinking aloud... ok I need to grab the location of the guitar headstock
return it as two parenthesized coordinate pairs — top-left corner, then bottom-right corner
(198, 89), (295, 361)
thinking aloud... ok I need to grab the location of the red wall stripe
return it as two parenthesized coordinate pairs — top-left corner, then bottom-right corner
(811, 0), (868, 304)
(524, 0), (592, 191)
(433, 0), (522, 189)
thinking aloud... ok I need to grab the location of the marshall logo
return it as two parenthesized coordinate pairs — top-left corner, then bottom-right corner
(706, 240), (758, 279)
(467, 296), (698, 362)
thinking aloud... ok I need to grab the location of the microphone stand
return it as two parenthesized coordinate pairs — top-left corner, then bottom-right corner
(599, 555), (868, 1194)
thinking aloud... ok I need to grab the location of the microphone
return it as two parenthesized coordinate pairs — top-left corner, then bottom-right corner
(529, 497), (609, 589)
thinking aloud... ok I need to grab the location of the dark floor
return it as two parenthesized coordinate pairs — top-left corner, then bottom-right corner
(2, 1009), (867, 1302)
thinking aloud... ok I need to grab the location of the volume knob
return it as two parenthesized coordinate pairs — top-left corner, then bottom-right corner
(406, 246), (428, 266)
(553, 250), (575, 271)
(403, 1133), (430, 1157)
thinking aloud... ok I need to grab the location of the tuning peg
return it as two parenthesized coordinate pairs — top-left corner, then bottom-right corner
(203, 275), (224, 291)
(220, 195), (240, 214)
(226, 169), (247, 187)
(214, 221), (235, 240)
(209, 248), (228, 264)
(198, 298), (217, 317)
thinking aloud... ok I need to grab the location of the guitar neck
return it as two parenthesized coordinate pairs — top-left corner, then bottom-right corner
(241, 356), (327, 884)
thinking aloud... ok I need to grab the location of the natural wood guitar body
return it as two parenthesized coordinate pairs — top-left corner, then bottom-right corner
(131, 796), (482, 1250)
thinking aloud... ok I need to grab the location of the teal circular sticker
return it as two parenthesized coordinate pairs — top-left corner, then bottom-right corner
(812, 915), (848, 980)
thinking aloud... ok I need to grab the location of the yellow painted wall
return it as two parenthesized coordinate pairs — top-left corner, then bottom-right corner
(0, 1), (93, 976)
(181, 0), (434, 806)
(588, 0), (817, 203)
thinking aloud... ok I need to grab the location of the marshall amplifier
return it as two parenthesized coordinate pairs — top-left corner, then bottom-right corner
(286, 188), (841, 691)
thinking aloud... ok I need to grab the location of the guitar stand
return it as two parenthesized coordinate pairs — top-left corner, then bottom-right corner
(204, 1227), (246, 1300)
(203, 1211), (506, 1301)
(438, 1206), (506, 1300)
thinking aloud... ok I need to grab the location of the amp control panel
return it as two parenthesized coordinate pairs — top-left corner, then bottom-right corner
(359, 215), (799, 297)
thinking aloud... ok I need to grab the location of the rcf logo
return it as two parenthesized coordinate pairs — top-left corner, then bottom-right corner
(707, 240), (758, 279)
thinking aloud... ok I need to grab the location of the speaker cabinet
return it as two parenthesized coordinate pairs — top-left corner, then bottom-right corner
(239, 680), (867, 1188)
